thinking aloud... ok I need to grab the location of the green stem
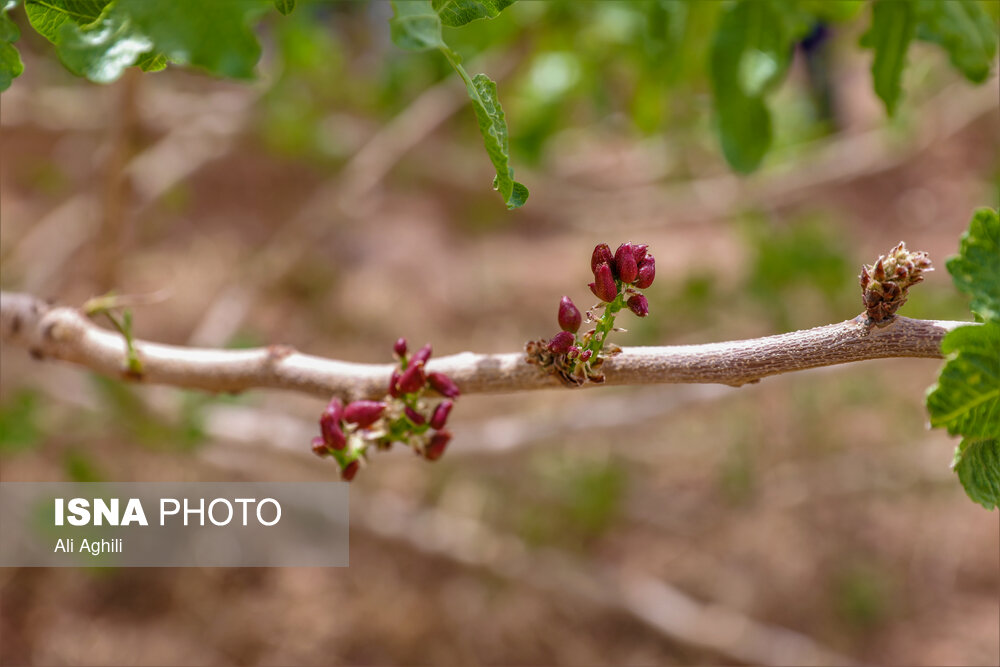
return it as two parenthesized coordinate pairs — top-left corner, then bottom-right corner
(585, 289), (625, 358)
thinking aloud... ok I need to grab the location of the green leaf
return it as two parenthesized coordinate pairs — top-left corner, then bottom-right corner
(926, 321), (1000, 439)
(24, 0), (108, 42)
(0, 0), (24, 91)
(136, 50), (167, 72)
(946, 207), (1000, 322)
(952, 438), (1000, 510)
(432, 0), (515, 27)
(273, 0), (295, 16)
(860, 0), (916, 116)
(389, 0), (527, 208)
(916, 0), (997, 83)
(709, 0), (793, 173)
(112, 0), (269, 79)
(389, 0), (445, 51)
(57, 13), (153, 83)
(467, 72), (528, 209)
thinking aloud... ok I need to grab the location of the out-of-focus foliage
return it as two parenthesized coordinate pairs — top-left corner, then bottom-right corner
(926, 209), (1000, 510)
(4, 0), (996, 193)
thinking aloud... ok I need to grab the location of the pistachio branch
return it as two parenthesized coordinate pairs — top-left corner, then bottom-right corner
(1, 291), (968, 401)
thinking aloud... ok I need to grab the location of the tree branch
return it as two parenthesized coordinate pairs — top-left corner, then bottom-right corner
(1, 291), (967, 401)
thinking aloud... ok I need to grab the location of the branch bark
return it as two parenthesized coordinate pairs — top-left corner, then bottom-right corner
(1, 291), (966, 401)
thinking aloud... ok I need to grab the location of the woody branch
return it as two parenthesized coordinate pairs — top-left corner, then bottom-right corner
(0, 291), (965, 400)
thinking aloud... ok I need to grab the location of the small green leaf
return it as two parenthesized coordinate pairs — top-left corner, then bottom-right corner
(273, 0), (295, 16)
(136, 50), (166, 72)
(709, 0), (793, 173)
(0, 1), (24, 91)
(860, 0), (916, 116)
(432, 0), (515, 27)
(916, 0), (996, 83)
(467, 72), (528, 209)
(926, 321), (1000, 439)
(389, 0), (445, 51)
(57, 14), (152, 83)
(946, 207), (1000, 323)
(952, 438), (1000, 510)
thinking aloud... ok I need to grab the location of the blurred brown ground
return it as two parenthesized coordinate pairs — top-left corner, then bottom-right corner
(1, 17), (999, 667)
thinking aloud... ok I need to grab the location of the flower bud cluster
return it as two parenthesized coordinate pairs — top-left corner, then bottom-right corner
(527, 242), (655, 386)
(310, 338), (459, 480)
(859, 241), (932, 324)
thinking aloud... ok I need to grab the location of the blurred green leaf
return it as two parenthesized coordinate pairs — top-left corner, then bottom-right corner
(945, 207), (1000, 322)
(916, 0), (996, 83)
(273, 0), (295, 17)
(115, 0), (268, 79)
(433, 0), (515, 27)
(860, 0), (916, 116)
(926, 322), (1000, 439)
(952, 437), (1000, 510)
(0, 0), (23, 91)
(57, 14), (153, 83)
(709, 0), (794, 173)
(390, 0), (445, 50)
(63, 448), (105, 482)
(0, 390), (42, 453)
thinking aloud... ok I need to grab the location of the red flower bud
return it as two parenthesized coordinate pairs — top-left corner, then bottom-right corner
(341, 460), (360, 481)
(411, 343), (433, 366)
(397, 362), (426, 394)
(393, 337), (407, 357)
(558, 296), (582, 333)
(580, 349), (592, 362)
(428, 371), (460, 398)
(430, 400), (453, 429)
(424, 430), (451, 461)
(615, 243), (638, 283)
(343, 400), (386, 427)
(311, 436), (330, 457)
(591, 243), (614, 274)
(548, 331), (575, 354)
(320, 407), (347, 450)
(635, 255), (655, 289)
(404, 406), (426, 425)
(589, 262), (617, 302)
(389, 369), (402, 398)
(632, 244), (648, 264)
(627, 294), (649, 317)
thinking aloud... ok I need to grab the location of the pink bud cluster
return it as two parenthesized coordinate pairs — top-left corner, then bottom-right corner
(310, 338), (460, 480)
(527, 242), (656, 386)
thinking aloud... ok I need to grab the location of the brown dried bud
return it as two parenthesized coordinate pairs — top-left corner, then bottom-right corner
(430, 400), (453, 429)
(343, 400), (386, 427)
(860, 241), (933, 323)
(558, 296), (582, 333)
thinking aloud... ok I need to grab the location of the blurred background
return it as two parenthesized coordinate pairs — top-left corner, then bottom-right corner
(1, 1), (998, 665)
